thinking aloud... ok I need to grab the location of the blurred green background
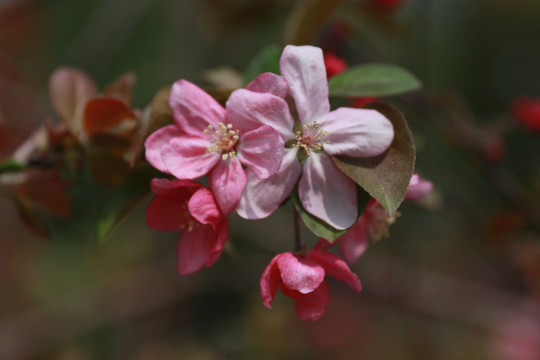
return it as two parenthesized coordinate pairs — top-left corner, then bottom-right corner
(1, 0), (540, 359)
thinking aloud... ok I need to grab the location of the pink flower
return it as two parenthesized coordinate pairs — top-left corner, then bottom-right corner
(237, 45), (394, 230)
(146, 178), (228, 275)
(145, 80), (286, 214)
(317, 173), (433, 263)
(260, 249), (362, 321)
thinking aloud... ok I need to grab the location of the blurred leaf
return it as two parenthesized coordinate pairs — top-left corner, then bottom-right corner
(291, 190), (347, 241)
(14, 198), (48, 239)
(96, 168), (154, 244)
(332, 101), (415, 215)
(328, 64), (421, 97)
(83, 97), (136, 136)
(148, 86), (173, 134)
(17, 170), (71, 217)
(89, 133), (131, 153)
(104, 72), (137, 106)
(244, 45), (281, 83)
(0, 159), (26, 174)
(88, 152), (132, 187)
(203, 67), (244, 90)
(49, 67), (98, 135)
(283, 0), (345, 45)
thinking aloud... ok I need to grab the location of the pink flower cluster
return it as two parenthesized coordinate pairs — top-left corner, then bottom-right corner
(144, 45), (422, 320)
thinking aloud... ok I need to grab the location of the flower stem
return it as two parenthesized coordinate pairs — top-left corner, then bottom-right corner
(294, 207), (302, 252)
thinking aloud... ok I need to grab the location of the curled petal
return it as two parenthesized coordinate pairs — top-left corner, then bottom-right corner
(292, 281), (330, 321)
(226, 89), (295, 140)
(307, 250), (362, 292)
(145, 125), (182, 174)
(322, 107), (394, 157)
(280, 45), (330, 124)
(260, 255), (282, 308)
(337, 216), (369, 264)
(298, 153), (357, 230)
(169, 80), (225, 136)
(188, 187), (223, 229)
(277, 252), (325, 294)
(161, 136), (219, 179)
(177, 225), (219, 275)
(404, 173), (433, 201)
(236, 148), (301, 220)
(237, 125), (284, 180)
(246, 72), (289, 99)
(209, 157), (247, 214)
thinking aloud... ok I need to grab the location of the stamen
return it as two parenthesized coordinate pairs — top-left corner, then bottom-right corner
(292, 121), (329, 156)
(204, 122), (240, 160)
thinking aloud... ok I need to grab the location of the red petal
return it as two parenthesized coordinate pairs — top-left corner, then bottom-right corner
(307, 250), (362, 292)
(293, 281), (330, 321)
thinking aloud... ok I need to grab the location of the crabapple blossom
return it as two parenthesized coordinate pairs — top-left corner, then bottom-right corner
(145, 80), (286, 214)
(146, 178), (228, 275)
(237, 45), (394, 230)
(260, 249), (362, 321)
(317, 173), (433, 264)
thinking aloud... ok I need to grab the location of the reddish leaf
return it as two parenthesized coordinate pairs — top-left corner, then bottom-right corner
(83, 97), (136, 136)
(17, 170), (71, 217)
(88, 152), (132, 187)
(104, 72), (137, 106)
(13, 198), (48, 239)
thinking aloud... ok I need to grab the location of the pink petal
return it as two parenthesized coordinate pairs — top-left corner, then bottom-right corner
(188, 187), (223, 229)
(277, 252), (325, 294)
(307, 250), (362, 292)
(209, 157), (247, 214)
(237, 125), (285, 180)
(246, 72), (289, 99)
(177, 224), (218, 275)
(150, 178), (202, 196)
(280, 45), (330, 124)
(144, 125), (182, 174)
(236, 148), (301, 219)
(404, 173), (433, 201)
(169, 79), (225, 136)
(337, 216), (369, 264)
(298, 153), (357, 230)
(292, 281), (330, 321)
(161, 136), (219, 179)
(322, 107), (394, 157)
(146, 178), (202, 231)
(206, 220), (228, 267)
(260, 255), (282, 308)
(226, 89), (295, 140)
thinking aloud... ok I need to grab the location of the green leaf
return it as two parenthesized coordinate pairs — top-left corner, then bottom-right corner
(96, 168), (155, 244)
(283, 0), (345, 45)
(244, 45), (281, 84)
(0, 159), (27, 174)
(328, 64), (421, 97)
(291, 190), (347, 241)
(332, 101), (415, 215)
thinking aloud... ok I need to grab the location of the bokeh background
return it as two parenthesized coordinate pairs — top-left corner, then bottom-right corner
(1, 0), (540, 359)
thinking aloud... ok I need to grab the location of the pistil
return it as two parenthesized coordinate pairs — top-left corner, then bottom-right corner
(293, 121), (329, 155)
(204, 122), (240, 160)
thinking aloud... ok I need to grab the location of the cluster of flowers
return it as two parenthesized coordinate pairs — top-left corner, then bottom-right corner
(144, 45), (431, 320)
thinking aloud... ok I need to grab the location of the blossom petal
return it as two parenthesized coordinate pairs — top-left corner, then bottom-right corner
(146, 179), (202, 231)
(161, 136), (219, 179)
(260, 255), (282, 308)
(307, 250), (362, 292)
(209, 157), (247, 214)
(298, 153), (357, 230)
(226, 89), (295, 140)
(246, 72), (289, 99)
(206, 220), (228, 267)
(236, 148), (301, 219)
(277, 252), (325, 294)
(188, 187), (222, 229)
(280, 45), (330, 124)
(177, 225), (217, 275)
(169, 79), (225, 136)
(292, 281), (330, 321)
(322, 107), (394, 157)
(337, 216), (369, 264)
(144, 125), (182, 174)
(404, 173), (433, 201)
(237, 125), (285, 180)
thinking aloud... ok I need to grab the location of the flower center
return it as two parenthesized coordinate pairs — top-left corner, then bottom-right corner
(204, 122), (240, 160)
(293, 121), (329, 155)
(179, 201), (200, 232)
